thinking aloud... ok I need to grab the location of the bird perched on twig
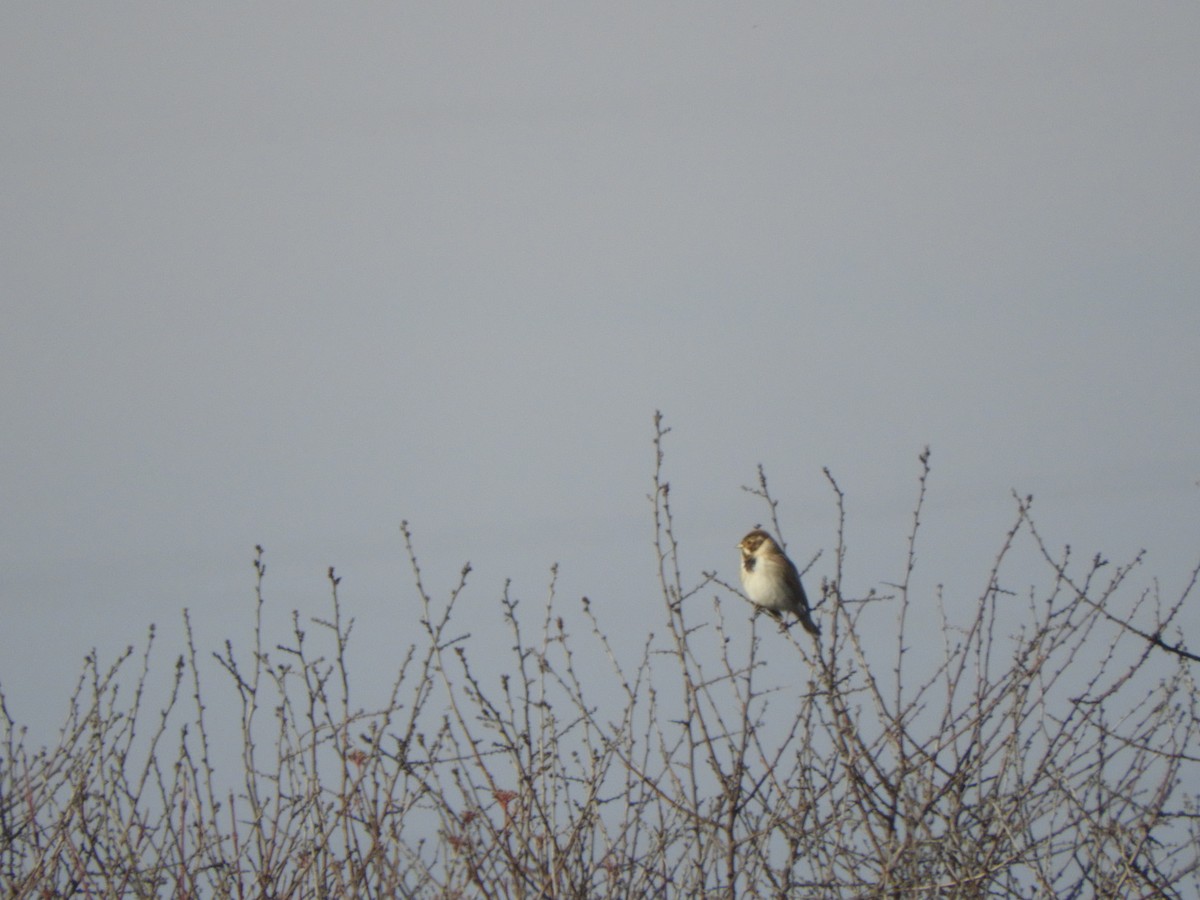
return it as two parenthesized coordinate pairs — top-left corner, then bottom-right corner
(738, 529), (820, 636)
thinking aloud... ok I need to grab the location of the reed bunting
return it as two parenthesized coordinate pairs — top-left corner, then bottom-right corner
(738, 529), (820, 636)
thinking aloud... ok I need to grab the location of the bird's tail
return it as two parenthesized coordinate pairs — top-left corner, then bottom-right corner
(798, 609), (821, 637)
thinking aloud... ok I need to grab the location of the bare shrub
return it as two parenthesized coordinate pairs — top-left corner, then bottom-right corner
(2, 414), (1198, 898)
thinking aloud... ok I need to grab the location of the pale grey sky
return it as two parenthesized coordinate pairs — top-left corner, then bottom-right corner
(2, 5), (1198, 739)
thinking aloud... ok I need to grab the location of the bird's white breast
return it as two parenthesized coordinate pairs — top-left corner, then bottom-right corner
(741, 555), (794, 611)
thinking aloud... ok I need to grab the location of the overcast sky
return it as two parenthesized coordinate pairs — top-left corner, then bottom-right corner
(2, 5), (1198, 740)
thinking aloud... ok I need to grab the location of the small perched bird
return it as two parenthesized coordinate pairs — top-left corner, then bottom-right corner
(738, 529), (820, 636)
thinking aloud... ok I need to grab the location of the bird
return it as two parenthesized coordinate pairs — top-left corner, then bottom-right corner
(738, 528), (820, 636)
